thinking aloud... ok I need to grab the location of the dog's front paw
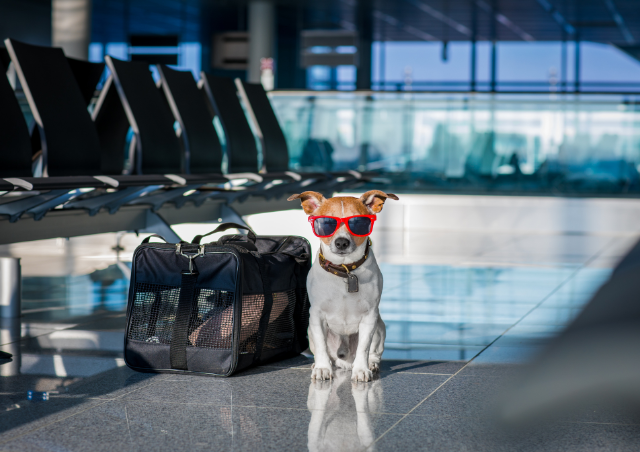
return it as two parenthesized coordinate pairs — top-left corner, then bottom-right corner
(369, 361), (380, 373)
(311, 366), (333, 380)
(351, 366), (373, 382)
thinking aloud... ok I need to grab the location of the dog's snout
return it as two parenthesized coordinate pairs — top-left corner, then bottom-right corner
(335, 237), (350, 251)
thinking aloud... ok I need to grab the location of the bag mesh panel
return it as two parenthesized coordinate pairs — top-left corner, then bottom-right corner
(238, 294), (263, 354)
(263, 289), (297, 350)
(188, 289), (235, 349)
(128, 283), (180, 345)
(239, 289), (297, 354)
(128, 282), (235, 349)
(128, 284), (303, 355)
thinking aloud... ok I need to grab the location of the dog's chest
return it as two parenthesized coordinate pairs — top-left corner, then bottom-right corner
(308, 252), (382, 334)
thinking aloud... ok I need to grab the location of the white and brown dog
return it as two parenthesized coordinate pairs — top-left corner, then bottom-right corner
(288, 190), (398, 382)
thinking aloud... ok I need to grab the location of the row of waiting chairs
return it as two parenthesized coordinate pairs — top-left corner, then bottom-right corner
(0, 39), (369, 222)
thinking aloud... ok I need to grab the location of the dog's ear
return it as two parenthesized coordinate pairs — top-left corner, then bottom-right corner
(287, 191), (326, 215)
(359, 190), (399, 214)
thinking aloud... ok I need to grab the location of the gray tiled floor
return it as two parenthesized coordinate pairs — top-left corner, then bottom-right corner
(1, 229), (639, 451)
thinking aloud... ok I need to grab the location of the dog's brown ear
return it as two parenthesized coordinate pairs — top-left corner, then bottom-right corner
(287, 191), (326, 215)
(359, 190), (399, 214)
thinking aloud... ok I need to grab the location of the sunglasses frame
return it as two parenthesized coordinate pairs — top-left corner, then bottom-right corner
(308, 215), (377, 238)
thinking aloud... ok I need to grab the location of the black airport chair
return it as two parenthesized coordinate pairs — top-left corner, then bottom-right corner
(66, 57), (105, 105)
(91, 72), (132, 176)
(100, 57), (231, 211)
(156, 64), (223, 175)
(153, 66), (270, 208)
(235, 79), (373, 193)
(0, 47), (10, 71)
(0, 48), (106, 221)
(5, 38), (102, 177)
(234, 80), (291, 174)
(2, 39), (180, 219)
(104, 56), (184, 175)
(0, 51), (32, 179)
(30, 56), (106, 161)
(163, 73), (342, 208)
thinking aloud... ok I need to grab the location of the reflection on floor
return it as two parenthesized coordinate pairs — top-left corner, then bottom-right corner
(1, 228), (639, 451)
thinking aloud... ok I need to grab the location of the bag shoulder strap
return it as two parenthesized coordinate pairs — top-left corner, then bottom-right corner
(251, 251), (273, 364)
(169, 268), (199, 370)
(193, 223), (257, 245)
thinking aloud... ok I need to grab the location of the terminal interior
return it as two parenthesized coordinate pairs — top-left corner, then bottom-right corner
(2, 0), (640, 450)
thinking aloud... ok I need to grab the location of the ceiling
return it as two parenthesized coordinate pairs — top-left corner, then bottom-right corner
(90, 0), (640, 45)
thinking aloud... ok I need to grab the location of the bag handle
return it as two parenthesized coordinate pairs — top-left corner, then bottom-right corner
(142, 234), (190, 245)
(192, 223), (257, 245)
(142, 234), (168, 244)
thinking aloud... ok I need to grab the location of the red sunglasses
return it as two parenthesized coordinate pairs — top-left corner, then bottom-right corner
(308, 215), (377, 238)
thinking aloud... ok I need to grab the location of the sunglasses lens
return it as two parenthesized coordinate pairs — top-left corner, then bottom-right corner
(348, 217), (372, 236)
(313, 217), (338, 236)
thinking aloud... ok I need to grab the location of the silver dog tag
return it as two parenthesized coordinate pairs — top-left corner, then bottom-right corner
(347, 274), (359, 293)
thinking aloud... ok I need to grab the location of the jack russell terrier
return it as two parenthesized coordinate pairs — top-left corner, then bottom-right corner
(288, 190), (399, 382)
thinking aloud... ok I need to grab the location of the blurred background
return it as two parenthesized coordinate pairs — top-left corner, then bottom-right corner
(2, 0), (640, 369)
(4, 0), (640, 194)
(1, 1), (640, 449)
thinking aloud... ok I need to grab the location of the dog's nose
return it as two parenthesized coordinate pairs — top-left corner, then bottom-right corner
(335, 237), (350, 250)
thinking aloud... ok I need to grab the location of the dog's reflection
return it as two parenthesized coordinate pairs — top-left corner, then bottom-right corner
(307, 370), (383, 451)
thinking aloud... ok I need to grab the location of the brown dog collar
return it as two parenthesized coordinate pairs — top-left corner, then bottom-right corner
(318, 238), (371, 293)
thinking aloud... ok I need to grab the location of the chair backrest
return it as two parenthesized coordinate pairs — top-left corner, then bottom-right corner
(106, 56), (182, 174)
(235, 80), (289, 172)
(200, 74), (258, 174)
(157, 65), (223, 174)
(66, 57), (105, 106)
(91, 75), (132, 174)
(29, 57), (105, 158)
(0, 47), (10, 71)
(5, 39), (102, 176)
(0, 52), (32, 177)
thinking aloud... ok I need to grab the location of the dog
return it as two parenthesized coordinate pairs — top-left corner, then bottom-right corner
(288, 190), (398, 382)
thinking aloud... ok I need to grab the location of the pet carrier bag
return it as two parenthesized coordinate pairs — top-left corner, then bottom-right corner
(124, 223), (311, 376)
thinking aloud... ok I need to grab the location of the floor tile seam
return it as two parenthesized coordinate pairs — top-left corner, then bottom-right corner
(395, 371), (455, 376)
(256, 365), (311, 370)
(90, 400), (407, 416)
(367, 372), (461, 449)
(256, 366), (456, 376)
(532, 236), (617, 313)
(562, 421), (640, 426)
(461, 257), (591, 354)
(395, 412), (640, 426)
(386, 342), (509, 347)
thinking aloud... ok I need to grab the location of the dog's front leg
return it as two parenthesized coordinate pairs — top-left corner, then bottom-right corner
(351, 313), (378, 382)
(309, 316), (333, 380)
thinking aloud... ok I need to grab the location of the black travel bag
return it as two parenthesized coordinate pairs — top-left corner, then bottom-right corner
(124, 223), (311, 376)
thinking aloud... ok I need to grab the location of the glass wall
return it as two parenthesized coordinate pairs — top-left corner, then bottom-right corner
(270, 92), (640, 195)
